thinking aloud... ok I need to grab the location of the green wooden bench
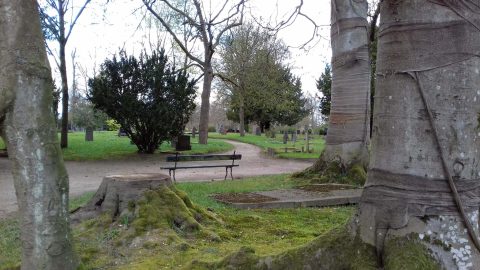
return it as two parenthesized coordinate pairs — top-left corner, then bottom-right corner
(161, 151), (242, 182)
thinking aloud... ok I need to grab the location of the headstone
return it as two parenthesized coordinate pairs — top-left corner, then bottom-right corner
(219, 125), (226, 135)
(283, 132), (289, 144)
(297, 130), (301, 134)
(255, 127), (261, 136)
(292, 132), (297, 143)
(176, 135), (191, 151)
(171, 136), (178, 148)
(118, 128), (127, 136)
(192, 127), (197, 138)
(85, 127), (94, 141)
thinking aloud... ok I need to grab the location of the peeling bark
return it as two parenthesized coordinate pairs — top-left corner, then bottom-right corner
(0, 1), (77, 269)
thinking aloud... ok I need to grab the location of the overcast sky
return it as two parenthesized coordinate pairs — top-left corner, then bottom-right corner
(50, 0), (332, 97)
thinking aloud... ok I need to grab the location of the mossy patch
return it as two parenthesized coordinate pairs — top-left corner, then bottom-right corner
(293, 158), (367, 186)
(383, 235), (441, 270)
(187, 227), (378, 270)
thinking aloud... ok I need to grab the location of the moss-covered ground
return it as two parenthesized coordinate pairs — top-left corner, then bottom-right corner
(293, 159), (367, 187)
(0, 174), (354, 269)
(208, 132), (325, 159)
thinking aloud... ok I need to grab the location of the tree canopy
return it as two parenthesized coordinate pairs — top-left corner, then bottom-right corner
(88, 49), (196, 153)
(317, 64), (332, 118)
(219, 24), (309, 131)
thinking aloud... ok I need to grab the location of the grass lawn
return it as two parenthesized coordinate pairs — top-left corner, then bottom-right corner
(63, 131), (234, 161)
(0, 175), (354, 269)
(209, 132), (325, 159)
(0, 131), (234, 161)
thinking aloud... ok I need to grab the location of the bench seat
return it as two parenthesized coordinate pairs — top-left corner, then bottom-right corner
(161, 151), (241, 181)
(161, 164), (239, 170)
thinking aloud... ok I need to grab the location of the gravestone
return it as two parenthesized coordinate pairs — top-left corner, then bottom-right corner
(255, 127), (261, 136)
(85, 127), (94, 141)
(176, 135), (191, 151)
(297, 130), (301, 135)
(292, 132), (297, 143)
(219, 125), (226, 135)
(118, 128), (127, 136)
(192, 127), (197, 138)
(283, 132), (289, 144)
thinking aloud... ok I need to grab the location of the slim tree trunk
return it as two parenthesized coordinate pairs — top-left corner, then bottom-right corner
(322, 0), (370, 166)
(198, 63), (213, 144)
(239, 87), (246, 137)
(59, 0), (69, 148)
(358, 0), (480, 267)
(0, 1), (77, 269)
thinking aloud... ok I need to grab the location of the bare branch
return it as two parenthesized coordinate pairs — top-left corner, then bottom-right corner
(142, 0), (205, 66)
(215, 72), (239, 87)
(45, 43), (61, 69)
(213, 1), (245, 48)
(210, 0), (229, 23)
(65, 0), (92, 42)
(159, 0), (200, 28)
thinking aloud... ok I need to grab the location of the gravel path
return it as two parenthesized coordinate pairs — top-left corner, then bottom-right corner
(0, 140), (313, 219)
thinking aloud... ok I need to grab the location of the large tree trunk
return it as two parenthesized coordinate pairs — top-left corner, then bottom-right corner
(322, 0), (371, 166)
(198, 63), (213, 144)
(358, 0), (480, 267)
(0, 1), (77, 269)
(59, 0), (69, 149)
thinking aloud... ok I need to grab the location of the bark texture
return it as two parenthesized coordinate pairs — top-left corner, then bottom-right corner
(358, 0), (480, 268)
(198, 64), (213, 144)
(71, 174), (172, 222)
(0, 1), (77, 269)
(323, 0), (371, 165)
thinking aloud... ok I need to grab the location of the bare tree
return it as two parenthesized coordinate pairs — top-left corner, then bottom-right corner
(0, 1), (77, 269)
(142, 0), (246, 144)
(39, 0), (92, 148)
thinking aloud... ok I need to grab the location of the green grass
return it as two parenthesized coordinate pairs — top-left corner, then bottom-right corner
(0, 192), (97, 269)
(176, 174), (306, 209)
(209, 132), (325, 159)
(62, 131), (234, 161)
(0, 175), (354, 269)
(0, 132), (233, 161)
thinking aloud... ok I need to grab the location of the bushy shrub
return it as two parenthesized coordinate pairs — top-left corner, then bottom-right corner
(88, 49), (196, 153)
(105, 119), (121, 131)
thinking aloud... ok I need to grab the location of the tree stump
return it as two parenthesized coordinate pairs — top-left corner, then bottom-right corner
(71, 173), (172, 223)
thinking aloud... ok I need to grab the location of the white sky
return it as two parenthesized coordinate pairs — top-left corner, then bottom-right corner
(50, 0), (332, 98)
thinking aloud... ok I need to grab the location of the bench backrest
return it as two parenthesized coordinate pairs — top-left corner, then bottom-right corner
(166, 154), (242, 162)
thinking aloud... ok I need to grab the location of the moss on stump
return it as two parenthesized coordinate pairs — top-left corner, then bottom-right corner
(292, 157), (367, 186)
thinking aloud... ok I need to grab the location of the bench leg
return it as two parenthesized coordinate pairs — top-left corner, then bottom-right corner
(224, 167), (228, 181)
(169, 169), (176, 183)
(230, 167), (234, 180)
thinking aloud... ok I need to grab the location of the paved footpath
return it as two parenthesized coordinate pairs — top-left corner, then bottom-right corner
(0, 140), (313, 219)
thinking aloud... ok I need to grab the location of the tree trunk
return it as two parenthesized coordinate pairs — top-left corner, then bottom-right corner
(322, 0), (370, 166)
(358, 0), (480, 267)
(239, 93), (246, 137)
(198, 63), (213, 144)
(0, 1), (77, 269)
(59, 0), (69, 149)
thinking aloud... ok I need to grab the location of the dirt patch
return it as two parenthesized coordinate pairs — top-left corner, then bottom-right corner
(212, 193), (278, 204)
(298, 184), (356, 193)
